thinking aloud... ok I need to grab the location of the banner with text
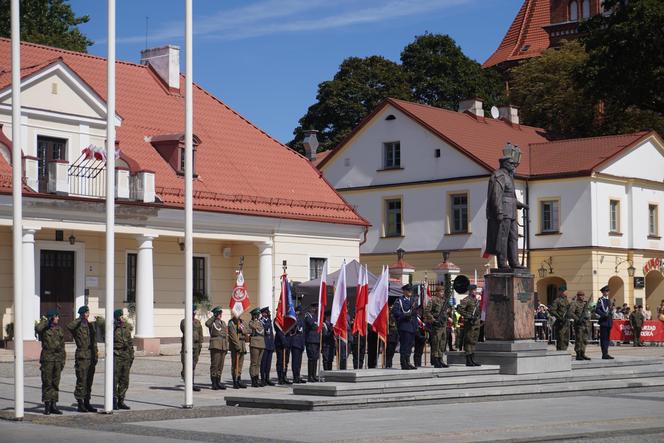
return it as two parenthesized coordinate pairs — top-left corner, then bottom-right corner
(609, 320), (664, 342)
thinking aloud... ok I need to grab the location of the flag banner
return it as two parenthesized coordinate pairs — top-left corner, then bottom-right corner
(610, 320), (664, 342)
(275, 273), (297, 333)
(331, 261), (348, 342)
(316, 261), (328, 334)
(352, 264), (369, 336)
(81, 144), (120, 161)
(230, 270), (250, 317)
(367, 266), (389, 343)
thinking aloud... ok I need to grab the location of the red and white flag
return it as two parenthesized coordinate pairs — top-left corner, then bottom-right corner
(230, 270), (250, 317)
(367, 266), (389, 343)
(331, 261), (348, 342)
(352, 264), (369, 336)
(316, 261), (328, 333)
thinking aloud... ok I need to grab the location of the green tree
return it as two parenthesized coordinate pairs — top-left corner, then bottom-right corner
(401, 33), (504, 111)
(0, 0), (92, 52)
(289, 56), (411, 153)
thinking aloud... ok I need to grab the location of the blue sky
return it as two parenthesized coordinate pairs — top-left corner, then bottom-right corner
(69, 0), (522, 144)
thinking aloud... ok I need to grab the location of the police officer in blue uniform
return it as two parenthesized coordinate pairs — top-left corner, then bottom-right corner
(594, 285), (614, 359)
(392, 284), (418, 370)
(260, 307), (275, 386)
(304, 303), (320, 382)
(290, 305), (307, 383)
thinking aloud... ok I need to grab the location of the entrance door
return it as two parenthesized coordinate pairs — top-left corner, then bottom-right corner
(37, 136), (67, 192)
(40, 250), (75, 340)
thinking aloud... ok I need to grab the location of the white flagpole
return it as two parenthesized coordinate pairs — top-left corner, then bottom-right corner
(104, 0), (116, 414)
(183, 0), (194, 408)
(11, 0), (24, 420)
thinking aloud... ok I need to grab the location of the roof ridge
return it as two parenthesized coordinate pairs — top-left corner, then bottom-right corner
(512, 0), (535, 58)
(529, 131), (649, 147)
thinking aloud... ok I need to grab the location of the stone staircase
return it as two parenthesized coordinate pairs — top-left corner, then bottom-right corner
(224, 357), (664, 411)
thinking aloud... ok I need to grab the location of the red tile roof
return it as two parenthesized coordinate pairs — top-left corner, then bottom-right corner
(483, 0), (551, 68)
(0, 39), (367, 226)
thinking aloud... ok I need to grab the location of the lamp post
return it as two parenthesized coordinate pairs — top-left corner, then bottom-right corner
(434, 251), (460, 301)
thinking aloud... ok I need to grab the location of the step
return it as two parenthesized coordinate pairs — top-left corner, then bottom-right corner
(320, 365), (500, 383)
(225, 377), (664, 411)
(571, 356), (664, 370)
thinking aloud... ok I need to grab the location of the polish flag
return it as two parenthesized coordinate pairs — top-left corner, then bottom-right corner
(367, 266), (389, 343)
(316, 261), (328, 333)
(352, 264), (369, 336)
(331, 261), (348, 342)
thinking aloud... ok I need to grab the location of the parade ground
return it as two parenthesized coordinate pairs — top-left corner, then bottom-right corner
(1, 344), (663, 442)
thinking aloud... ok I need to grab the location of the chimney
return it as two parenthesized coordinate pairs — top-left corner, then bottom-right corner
(458, 98), (484, 118)
(499, 105), (520, 125)
(140, 45), (180, 91)
(303, 129), (320, 161)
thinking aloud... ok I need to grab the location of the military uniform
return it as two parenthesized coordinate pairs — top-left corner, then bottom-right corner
(260, 308), (275, 386)
(35, 310), (66, 415)
(459, 292), (481, 366)
(205, 307), (228, 390)
(424, 295), (448, 368)
(351, 330), (367, 369)
(321, 319), (335, 370)
(413, 312), (426, 367)
(594, 288), (614, 359)
(629, 309), (645, 347)
(274, 318), (291, 384)
(392, 286), (418, 370)
(180, 314), (203, 391)
(113, 310), (134, 410)
(66, 305), (98, 412)
(569, 294), (591, 360)
(290, 312), (306, 383)
(228, 317), (248, 389)
(304, 307), (320, 382)
(385, 311), (399, 368)
(248, 309), (266, 387)
(550, 291), (571, 351)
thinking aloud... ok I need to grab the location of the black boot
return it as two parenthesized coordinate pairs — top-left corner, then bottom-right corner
(465, 355), (473, 367)
(117, 399), (130, 410)
(307, 361), (315, 383)
(77, 399), (88, 413)
(113, 397), (119, 410)
(576, 352), (584, 361)
(264, 375), (275, 386)
(283, 376), (292, 385)
(50, 401), (63, 415)
(277, 374), (285, 385)
(440, 358), (449, 368)
(211, 376), (219, 390)
(251, 376), (259, 388)
(237, 377), (247, 388)
(232, 376), (240, 389)
(583, 354), (591, 360)
(44, 401), (51, 415)
(193, 379), (201, 392)
(471, 354), (482, 366)
(84, 398), (98, 413)
(432, 357), (441, 368)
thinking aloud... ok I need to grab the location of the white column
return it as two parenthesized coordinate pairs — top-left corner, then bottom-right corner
(21, 228), (38, 340)
(135, 234), (156, 338)
(256, 241), (274, 310)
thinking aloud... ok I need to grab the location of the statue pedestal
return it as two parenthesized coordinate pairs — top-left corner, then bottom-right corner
(448, 271), (571, 374)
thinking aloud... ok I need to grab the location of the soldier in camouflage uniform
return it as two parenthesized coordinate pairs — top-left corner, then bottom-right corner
(248, 308), (266, 387)
(385, 306), (399, 368)
(424, 289), (449, 368)
(569, 291), (591, 360)
(550, 286), (571, 351)
(66, 305), (98, 412)
(35, 308), (66, 415)
(458, 285), (481, 367)
(180, 305), (203, 391)
(205, 306), (228, 390)
(629, 305), (645, 347)
(113, 309), (134, 410)
(228, 314), (248, 389)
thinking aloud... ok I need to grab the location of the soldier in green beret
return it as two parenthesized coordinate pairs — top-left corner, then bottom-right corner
(35, 308), (66, 415)
(181, 304), (203, 391)
(569, 291), (591, 360)
(629, 305), (645, 347)
(424, 288), (450, 368)
(66, 305), (98, 412)
(550, 285), (571, 351)
(248, 308), (265, 387)
(458, 285), (482, 367)
(113, 309), (134, 410)
(206, 306), (228, 390)
(228, 312), (248, 389)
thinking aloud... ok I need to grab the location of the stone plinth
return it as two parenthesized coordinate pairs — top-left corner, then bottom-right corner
(135, 337), (160, 356)
(484, 270), (535, 340)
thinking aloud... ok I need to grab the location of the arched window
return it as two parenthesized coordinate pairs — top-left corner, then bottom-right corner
(569, 0), (579, 21)
(582, 0), (590, 18)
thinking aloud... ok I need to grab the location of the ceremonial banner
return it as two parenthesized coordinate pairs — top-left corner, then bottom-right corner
(331, 261), (348, 342)
(352, 264), (369, 336)
(609, 320), (664, 342)
(275, 274), (297, 332)
(368, 266), (389, 343)
(230, 270), (250, 317)
(316, 261), (328, 334)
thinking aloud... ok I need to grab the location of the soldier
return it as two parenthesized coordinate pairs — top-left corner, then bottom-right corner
(290, 305), (307, 383)
(304, 303), (320, 382)
(424, 289), (449, 368)
(113, 309), (134, 410)
(629, 305), (645, 347)
(459, 285), (482, 367)
(274, 315), (292, 385)
(550, 285), (571, 351)
(248, 308), (266, 387)
(392, 284), (418, 370)
(180, 305), (203, 391)
(66, 305), (98, 412)
(205, 306), (228, 390)
(569, 291), (591, 361)
(35, 308), (66, 415)
(260, 307), (276, 386)
(385, 300), (399, 368)
(595, 285), (614, 359)
(413, 305), (426, 367)
(228, 313), (248, 389)
(321, 311), (335, 370)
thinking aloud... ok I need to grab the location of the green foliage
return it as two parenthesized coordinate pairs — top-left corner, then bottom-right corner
(0, 0), (93, 52)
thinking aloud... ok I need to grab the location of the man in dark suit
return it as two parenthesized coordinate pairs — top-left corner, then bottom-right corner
(594, 285), (614, 359)
(304, 303), (320, 382)
(274, 316), (291, 385)
(290, 305), (307, 383)
(260, 307), (275, 386)
(392, 284), (418, 370)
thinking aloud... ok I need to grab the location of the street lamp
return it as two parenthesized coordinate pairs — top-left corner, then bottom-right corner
(615, 257), (635, 277)
(434, 251), (460, 301)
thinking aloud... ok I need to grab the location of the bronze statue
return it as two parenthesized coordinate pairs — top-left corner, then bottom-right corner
(485, 143), (528, 271)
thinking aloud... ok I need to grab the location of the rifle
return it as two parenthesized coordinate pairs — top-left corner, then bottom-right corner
(434, 291), (454, 328)
(579, 298), (591, 322)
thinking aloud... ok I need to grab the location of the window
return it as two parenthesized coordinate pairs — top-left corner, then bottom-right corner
(309, 257), (327, 280)
(649, 204), (659, 237)
(569, 0), (578, 20)
(126, 253), (137, 303)
(609, 200), (620, 233)
(450, 193), (469, 234)
(540, 200), (560, 233)
(193, 256), (206, 298)
(179, 148), (196, 175)
(383, 142), (401, 169)
(37, 136), (67, 192)
(581, 0), (590, 18)
(384, 198), (403, 237)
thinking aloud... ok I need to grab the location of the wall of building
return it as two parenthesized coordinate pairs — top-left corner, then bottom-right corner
(601, 139), (664, 184)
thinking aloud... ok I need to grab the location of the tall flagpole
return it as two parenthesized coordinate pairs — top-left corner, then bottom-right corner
(11, 0), (24, 420)
(183, 0), (194, 408)
(104, 0), (116, 414)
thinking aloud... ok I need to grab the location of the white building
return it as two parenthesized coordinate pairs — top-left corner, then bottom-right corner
(318, 97), (664, 309)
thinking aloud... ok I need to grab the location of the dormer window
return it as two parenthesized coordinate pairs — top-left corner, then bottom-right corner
(150, 133), (201, 177)
(178, 147), (195, 175)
